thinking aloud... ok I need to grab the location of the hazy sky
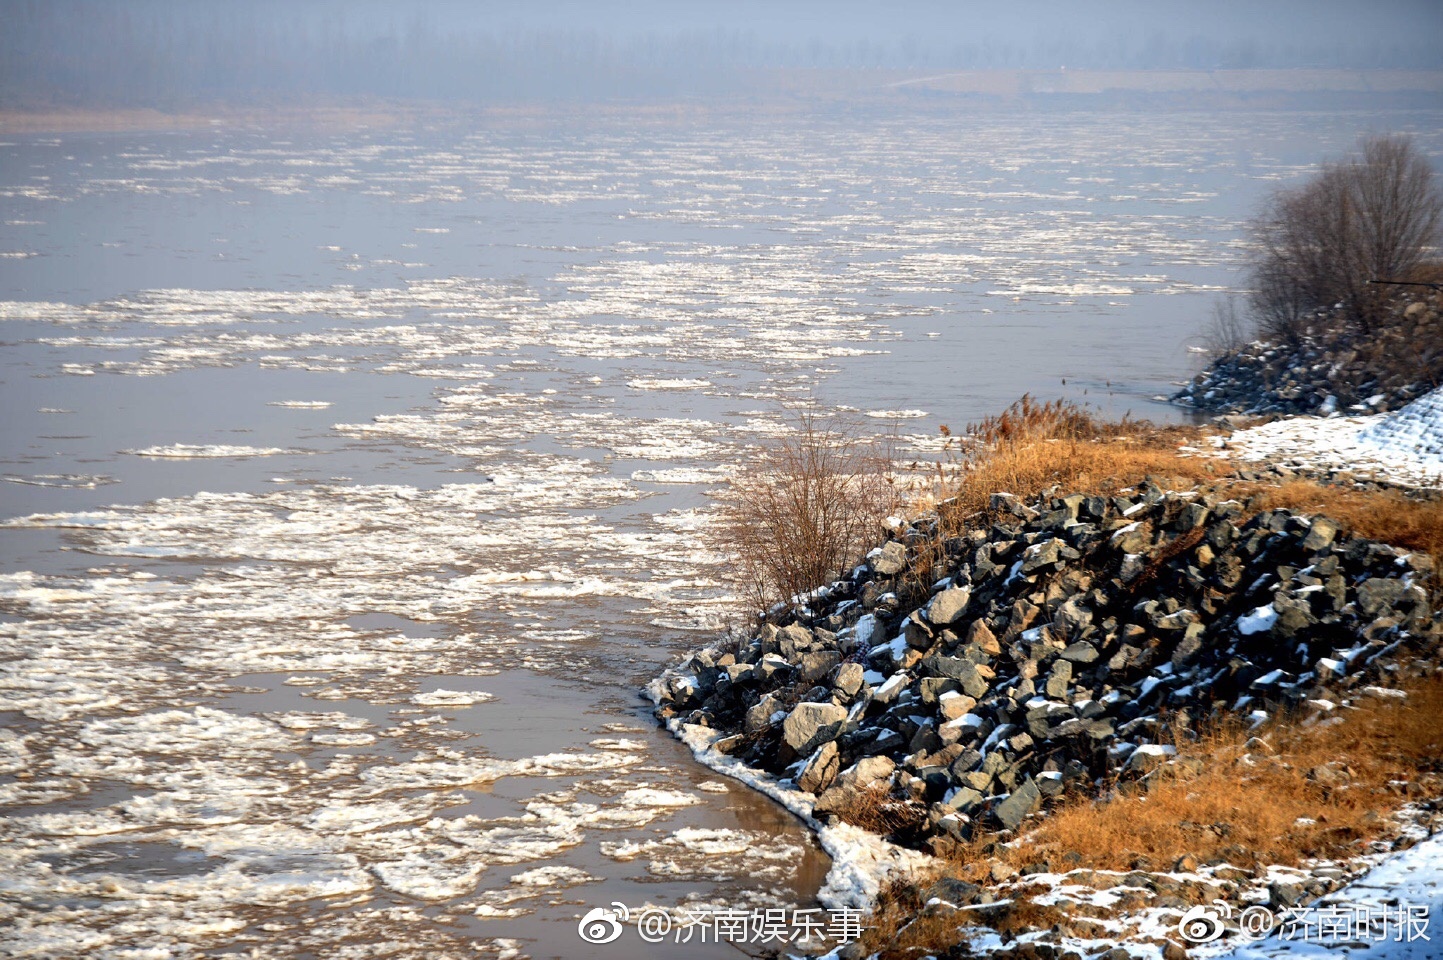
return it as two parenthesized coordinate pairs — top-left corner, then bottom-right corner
(5, 0), (1442, 107)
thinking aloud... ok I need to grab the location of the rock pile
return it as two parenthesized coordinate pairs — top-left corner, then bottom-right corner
(652, 483), (1441, 852)
(1173, 299), (1442, 416)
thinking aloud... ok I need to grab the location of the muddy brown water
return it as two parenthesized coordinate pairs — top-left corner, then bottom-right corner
(2, 106), (1440, 959)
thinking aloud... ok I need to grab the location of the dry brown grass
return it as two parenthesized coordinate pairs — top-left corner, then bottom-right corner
(841, 398), (1443, 956)
(1008, 674), (1443, 872)
(935, 396), (1218, 530)
(857, 676), (1443, 956)
(857, 871), (1072, 957)
(854, 876), (961, 960)
(830, 783), (930, 840)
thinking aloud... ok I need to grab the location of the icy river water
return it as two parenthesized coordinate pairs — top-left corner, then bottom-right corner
(2, 107), (1439, 959)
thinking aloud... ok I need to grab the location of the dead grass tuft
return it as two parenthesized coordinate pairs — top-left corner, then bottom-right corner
(856, 872), (1070, 957)
(936, 396), (1218, 531)
(857, 677), (1443, 955)
(830, 783), (930, 840)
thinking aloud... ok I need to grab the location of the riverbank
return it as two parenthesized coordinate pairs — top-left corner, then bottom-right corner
(6, 67), (1443, 136)
(1173, 293), (1443, 419)
(650, 396), (1443, 958)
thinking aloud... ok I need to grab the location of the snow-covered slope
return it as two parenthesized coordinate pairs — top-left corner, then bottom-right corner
(1222, 386), (1443, 487)
(1216, 830), (1442, 959)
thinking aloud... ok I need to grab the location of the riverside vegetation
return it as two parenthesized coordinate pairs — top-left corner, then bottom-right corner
(1177, 133), (1443, 418)
(652, 399), (1443, 959)
(653, 132), (1443, 958)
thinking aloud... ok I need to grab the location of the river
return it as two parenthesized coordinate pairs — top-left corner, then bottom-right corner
(2, 106), (1439, 959)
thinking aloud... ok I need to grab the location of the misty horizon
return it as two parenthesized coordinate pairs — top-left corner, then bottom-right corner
(5, 0), (1443, 109)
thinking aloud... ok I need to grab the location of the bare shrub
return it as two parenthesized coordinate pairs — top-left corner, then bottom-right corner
(712, 411), (901, 616)
(1201, 293), (1253, 356)
(1248, 133), (1443, 341)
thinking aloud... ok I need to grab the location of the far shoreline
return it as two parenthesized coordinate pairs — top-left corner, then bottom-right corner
(4, 68), (1442, 135)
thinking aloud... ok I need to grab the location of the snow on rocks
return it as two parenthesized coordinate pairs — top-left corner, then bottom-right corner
(649, 415), (1443, 955)
(1358, 386), (1443, 462)
(1174, 299), (1442, 418)
(652, 480), (1439, 860)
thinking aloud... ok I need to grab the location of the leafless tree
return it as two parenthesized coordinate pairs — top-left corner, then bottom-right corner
(1248, 133), (1442, 342)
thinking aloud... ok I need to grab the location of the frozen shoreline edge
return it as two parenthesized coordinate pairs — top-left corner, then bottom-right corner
(644, 678), (932, 915)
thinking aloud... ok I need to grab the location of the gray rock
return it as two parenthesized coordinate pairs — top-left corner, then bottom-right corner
(958, 769), (993, 792)
(1021, 538), (1065, 574)
(798, 741), (840, 794)
(938, 692), (976, 721)
(857, 728), (907, 757)
(925, 877), (984, 906)
(755, 653), (792, 683)
(966, 619), (1001, 656)
(1269, 882), (1305, 910)
(903, 613), (935, 650)
(745, 695), (781, 734)
(925, 586), (972, 626)
(1025, 701), (1072, 740)
(811, 785), (854, 816)
(943, 786), (985, 813)
(1124, 745), (1176, 775)
(1060, 641), (1099, 664)
(921, 656), (990, 698)
(1170, 624), (1206, 668)
(919, 676), (960, 704)
(724, 663), (755, 686)
(1307, 761), (1352, 785)
(990, 492), (1037, 520)
(1302, 516), (1340, 552)
(799, 650), (841, 686)
(777, 624), (814, 659)
(1053, 597), (1093, 636)
(993, 776), (1042, 830)
(1358, 577), (1406, 616)
(1171, 502), (1210, 531)
(832, 661), (865, 698)
(837, 755), (896, 791)
(1272, 594), (1318, 638)
(782, 702), (848, 755)
(1113, 523), (1152, 555)
(870, 541), (909, 576)
(1044, 660), (1072, 699)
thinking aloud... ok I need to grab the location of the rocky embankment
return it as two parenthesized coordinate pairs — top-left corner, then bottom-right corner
(652, 483), (1441, 855)
(1174, 299), (1442, 416)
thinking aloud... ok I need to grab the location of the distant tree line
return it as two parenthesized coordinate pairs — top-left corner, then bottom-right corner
(4, 0), (1443, 108)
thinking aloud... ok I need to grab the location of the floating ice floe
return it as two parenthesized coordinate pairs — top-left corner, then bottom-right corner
(124, 443), (303, 458)
(625, 377), (713, 390)
(411, 690), (497, 707)
(865, 408), (929, 419)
